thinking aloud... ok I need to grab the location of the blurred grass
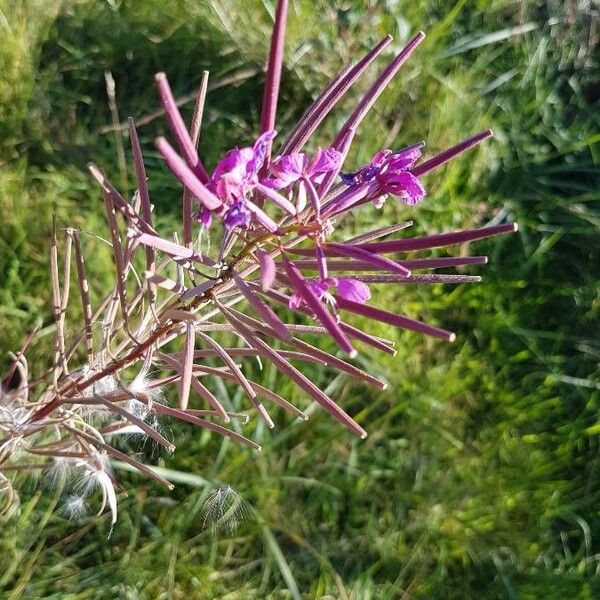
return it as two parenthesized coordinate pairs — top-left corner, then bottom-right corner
(0, 0), (599, 597)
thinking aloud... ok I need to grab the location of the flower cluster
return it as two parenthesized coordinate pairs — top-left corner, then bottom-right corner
(0, 0), (517, 523)
(341, 143), (426, 207)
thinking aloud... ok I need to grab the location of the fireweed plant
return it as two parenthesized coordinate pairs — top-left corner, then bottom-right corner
(0, 1), (517, 524)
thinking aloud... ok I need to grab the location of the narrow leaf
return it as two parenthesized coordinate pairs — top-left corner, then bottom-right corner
(260, 0), (289, 164)
(219, 303), (366, 438)
(326, 242), (411, 277)
(155, 137), (221, 210)
(411, 129), (493, 176)
(233, 274), (290, 341)
(155, 72), (209, 181)
(180, 322), (195, 410)
(336, 297), (456, 341)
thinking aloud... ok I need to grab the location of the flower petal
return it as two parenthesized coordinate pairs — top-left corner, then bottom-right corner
(383, 145), (422, 171)
(212, 147), (254, 182)
(336, 278), (371, 303)
(224, 201), (252, 229)
(269, 152), (306, 185)
(382, 171), (426, 205)
(249, 130), (278, 175)
(308, 147), (342, 175)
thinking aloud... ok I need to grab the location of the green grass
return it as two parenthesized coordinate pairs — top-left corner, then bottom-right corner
(1, 0), (599, 597)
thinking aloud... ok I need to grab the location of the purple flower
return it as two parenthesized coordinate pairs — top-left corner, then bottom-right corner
(19, 0), (520, 528)
(265, 147), (342, 190)
(288, 277), (370, 309)
(289, 278), (335, 310)
(249, 131), (279, 176)
(340, 149), (391, 186)
(197, 207), (212, 229)
(336, 278), (371, 303)
(378, 170), (426, 206)
(210, 131), (277, 203)
(224, 201), (252, 229)
(201, 131), (280, 230)
(341, 143), (426, 206)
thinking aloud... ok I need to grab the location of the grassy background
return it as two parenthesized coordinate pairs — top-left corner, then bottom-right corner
(1, 0), (599, 597)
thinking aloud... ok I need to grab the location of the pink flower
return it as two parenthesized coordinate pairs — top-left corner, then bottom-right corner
(265, 147), (342, 190)
(210, 131), (277, 203)
(335, 278), (371, 303)
(289, 278), (336, 310)
(340, 143), (426, 206)
(378, 170), (425, 206)
(224, 201), (252, 229)
(206, 131), (278, 229)
(288, 277), (370, 309)
(197, 206), (212, 228)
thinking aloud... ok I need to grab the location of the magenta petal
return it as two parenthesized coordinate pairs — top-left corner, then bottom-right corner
(384, 146), (422, 171)
(254, 130), (278, 151)
(250, 130), (277, 175)
(198, 207), (212, 228)
(317, 127), (355, 197)
(260, 176), (289, 190)
(371, 149), (393, 167)
(336, 278), (371, 303)
(383, 171), (426, 205)
(308, 147), (342, 175)
(270, 152), (307, 183)
(212, 147), (254, 182)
